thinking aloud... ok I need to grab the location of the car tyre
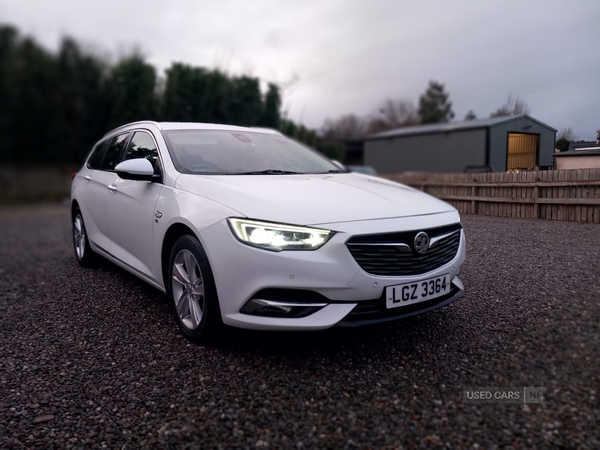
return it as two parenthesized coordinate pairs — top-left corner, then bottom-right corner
(72, 207), (97, 267)
(167, 234), (223, 344)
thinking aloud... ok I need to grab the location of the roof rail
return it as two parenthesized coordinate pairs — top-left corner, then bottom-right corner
(103, 121), (162, 137)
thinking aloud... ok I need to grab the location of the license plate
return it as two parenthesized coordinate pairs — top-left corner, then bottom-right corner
(386, 274), (451, 309)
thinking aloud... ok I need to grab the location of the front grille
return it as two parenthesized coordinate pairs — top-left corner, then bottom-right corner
(345, 224), (461, 276)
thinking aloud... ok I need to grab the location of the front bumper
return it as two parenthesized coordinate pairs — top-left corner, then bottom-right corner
(198, 211), (466, 331)
(336, 282), (464, 327)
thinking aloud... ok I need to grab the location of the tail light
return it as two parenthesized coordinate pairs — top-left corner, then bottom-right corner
(71, 173), (76, 180)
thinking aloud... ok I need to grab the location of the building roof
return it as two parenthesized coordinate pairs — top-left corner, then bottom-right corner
(566, 141), (598, 152)
(364, 114), (557, 140)
(555, 148), (600, 157)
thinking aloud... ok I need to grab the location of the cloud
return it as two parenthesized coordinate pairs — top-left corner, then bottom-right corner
(2, 0), (599, 138)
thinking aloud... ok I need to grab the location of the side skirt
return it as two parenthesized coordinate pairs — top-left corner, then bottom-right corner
(90, 241), (167, 294)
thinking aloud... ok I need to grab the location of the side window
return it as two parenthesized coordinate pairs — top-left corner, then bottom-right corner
(88, 140), (109, 170)
(123, 131), (159, 171)
(99, 133), (130, 171)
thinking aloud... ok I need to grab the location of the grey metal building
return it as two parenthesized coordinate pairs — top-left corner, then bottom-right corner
(363, 115), (557, 173)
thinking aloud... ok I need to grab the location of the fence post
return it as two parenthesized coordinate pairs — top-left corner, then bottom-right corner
(533, 184), (539, 218)
(471, 185), (478, 214)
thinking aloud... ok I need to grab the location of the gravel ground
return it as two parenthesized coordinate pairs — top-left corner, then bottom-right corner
(1, 205), (599, 449)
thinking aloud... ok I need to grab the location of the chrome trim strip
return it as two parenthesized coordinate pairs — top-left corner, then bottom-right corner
(452, 276), (464, 291)
(429, 230), (460, 249)
(347, 242), (412, 252)
(250, 299), (328, 308)
(91, 241), (166, 293)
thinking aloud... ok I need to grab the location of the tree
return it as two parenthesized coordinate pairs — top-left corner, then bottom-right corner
(418, 80), (454, 124)
(367, 99), (419, 133)
(555, 128), (574, 152)
(280, 118), (297, 138)
(490, 95), (530, 117)
(558, 127), (574, 141)
(259, 83), (281, 129)
(555, 137), (570, 152)
(321, 114), (367, 140)
(317, 140), (346, 161)
(304, 129), (317, 147)
(0, 25), (19, 161)
(55, 38), (106, 162)
(161, 63), (204, 122)
(7, 36), (62, 163)
(464, 110), (477, 121)
(231, 76), (262, 126)
(0, 22), (287, 165)
(200, 70), (234, 124)
(103, 55), (158, 130)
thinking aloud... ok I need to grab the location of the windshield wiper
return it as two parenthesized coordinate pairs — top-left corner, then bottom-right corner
(325, 169), (345, 173)
(233, 169), (301, 175)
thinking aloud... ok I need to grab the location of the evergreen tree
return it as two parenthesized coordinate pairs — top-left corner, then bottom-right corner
(464, 110), (477, 121)
(8, 36), (61, 162)
(260, 83), (281, 129)
(0, 23), (290, 164)
(199, 70), (234, 124)
(0, 25), (19, 161)
(418, 80), (455, 124)
(161, 63), (200, 122)
(56, 38), (106, 162)
(103, 56), (158, 130)
(231, 76), (262, 126)
(555, 137), (570, 152)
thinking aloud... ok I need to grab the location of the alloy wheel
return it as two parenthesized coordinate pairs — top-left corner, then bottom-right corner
(171, 249), (205, 329)
(73, 214), (86, 260)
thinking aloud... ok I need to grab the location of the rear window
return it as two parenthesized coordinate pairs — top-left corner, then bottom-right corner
(161, 130), (338, 175)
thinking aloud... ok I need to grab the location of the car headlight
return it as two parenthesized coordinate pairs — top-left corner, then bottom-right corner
(227, 218), (334, 252)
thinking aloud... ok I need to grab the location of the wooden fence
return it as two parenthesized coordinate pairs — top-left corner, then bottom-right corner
(383, 169), (600, 223)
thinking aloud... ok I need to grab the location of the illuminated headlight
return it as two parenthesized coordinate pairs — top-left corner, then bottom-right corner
(227, 218), (334, 252)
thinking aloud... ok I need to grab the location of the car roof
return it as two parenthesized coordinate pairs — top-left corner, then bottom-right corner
(103, 121), (282, 138)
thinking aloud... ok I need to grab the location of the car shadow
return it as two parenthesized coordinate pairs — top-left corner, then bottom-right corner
(88, 253), (465, 359)
(213, 308), (463, 360)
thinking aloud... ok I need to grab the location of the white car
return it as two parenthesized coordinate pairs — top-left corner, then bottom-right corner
(71, 121), (465, 343)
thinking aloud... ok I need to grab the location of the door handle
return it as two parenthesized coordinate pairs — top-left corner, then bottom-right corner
(84, 176), (91, 182)
(107, 184), (117, 193)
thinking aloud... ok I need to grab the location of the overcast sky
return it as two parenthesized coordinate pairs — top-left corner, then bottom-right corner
(2, 0), (599, 139)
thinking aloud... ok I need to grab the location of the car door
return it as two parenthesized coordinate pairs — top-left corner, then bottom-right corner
(78, 134), (130, 252)
(106, 130), (164, 280)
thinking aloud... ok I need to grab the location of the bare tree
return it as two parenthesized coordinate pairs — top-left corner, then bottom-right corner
(366, 99), (419, 133)
(558, 127), (574, 140)
(490, 95), (530, 117)
(320, 114), (368, 140)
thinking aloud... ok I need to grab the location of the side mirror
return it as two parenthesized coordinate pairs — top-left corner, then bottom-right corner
(331, 160), (347, 171)
(115, 158), (155, 182)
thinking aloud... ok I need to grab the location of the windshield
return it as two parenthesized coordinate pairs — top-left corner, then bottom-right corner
(161, 130), (341, 175)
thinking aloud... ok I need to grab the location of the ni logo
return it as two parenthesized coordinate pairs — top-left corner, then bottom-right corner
(414, 231), (430, 253)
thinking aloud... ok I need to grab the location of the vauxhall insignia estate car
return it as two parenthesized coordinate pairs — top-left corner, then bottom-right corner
(71, 121), (466, 343)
